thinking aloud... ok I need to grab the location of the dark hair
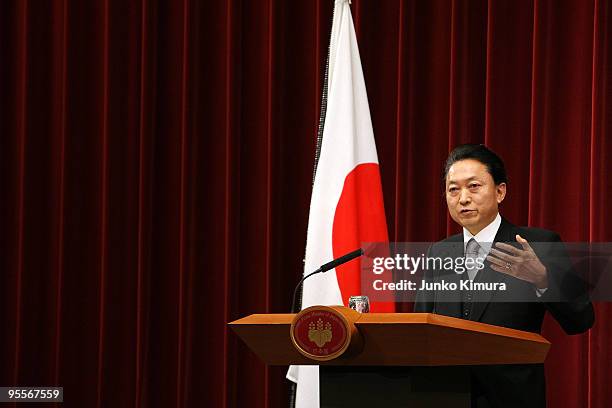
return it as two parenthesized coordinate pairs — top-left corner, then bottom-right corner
(443, 144), (508, 185)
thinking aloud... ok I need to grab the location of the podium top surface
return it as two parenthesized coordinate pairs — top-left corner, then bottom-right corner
(229, 312), (550, 366)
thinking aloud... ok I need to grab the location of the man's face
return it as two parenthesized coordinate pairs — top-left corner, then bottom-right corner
(445, 159), (506, 235)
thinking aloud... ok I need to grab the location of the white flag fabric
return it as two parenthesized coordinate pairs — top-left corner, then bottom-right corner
(288, 0), (392, 406)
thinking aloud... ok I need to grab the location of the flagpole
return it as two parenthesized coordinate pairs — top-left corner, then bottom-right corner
(288, 2), (336, 407)
(294, 0), (335, 330)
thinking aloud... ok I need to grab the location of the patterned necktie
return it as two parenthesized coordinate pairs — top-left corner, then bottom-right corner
(465, 238), (481, 281)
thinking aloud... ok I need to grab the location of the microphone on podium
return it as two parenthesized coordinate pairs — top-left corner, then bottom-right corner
(291, 248), (364, 313)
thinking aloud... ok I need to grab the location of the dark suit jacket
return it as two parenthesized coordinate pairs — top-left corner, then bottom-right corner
(414, 218), (594, 408)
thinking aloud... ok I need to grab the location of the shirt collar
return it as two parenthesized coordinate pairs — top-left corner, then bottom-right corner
(463, 213), (502, 252)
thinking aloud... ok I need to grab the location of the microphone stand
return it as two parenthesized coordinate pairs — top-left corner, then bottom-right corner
(291, 248), (364, 313)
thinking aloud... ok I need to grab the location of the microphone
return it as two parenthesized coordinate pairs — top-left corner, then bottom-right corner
(291, 248), (364, 313)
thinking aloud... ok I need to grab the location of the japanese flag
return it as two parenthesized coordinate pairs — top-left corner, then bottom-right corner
(287, 0), (393, 406)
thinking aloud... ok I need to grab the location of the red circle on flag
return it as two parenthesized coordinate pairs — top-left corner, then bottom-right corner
(332, 163), (393, 312)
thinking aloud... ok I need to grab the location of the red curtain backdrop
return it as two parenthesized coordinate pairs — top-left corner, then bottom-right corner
(0, 0), (610, 407)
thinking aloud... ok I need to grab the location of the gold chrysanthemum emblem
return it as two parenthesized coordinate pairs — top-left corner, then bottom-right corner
(308, 318), (332, 347)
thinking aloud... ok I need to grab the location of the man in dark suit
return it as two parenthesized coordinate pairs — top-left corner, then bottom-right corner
(414, 144), (594, 408)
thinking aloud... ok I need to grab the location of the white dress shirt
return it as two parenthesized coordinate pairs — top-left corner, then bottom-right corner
(462, 213), (502, 281)
(462, 213), (547, 295)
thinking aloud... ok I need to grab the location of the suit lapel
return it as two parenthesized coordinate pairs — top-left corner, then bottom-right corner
(432, 235), (463, 318)
(469, 218), (515, 322)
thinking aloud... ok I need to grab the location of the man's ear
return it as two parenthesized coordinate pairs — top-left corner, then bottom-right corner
(496, 183), (507, 204)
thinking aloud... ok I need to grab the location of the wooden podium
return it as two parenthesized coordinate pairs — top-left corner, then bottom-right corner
(229, 306), (550, 407)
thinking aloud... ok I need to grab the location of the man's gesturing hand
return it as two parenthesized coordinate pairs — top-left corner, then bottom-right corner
(486, 234), (548, 289)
